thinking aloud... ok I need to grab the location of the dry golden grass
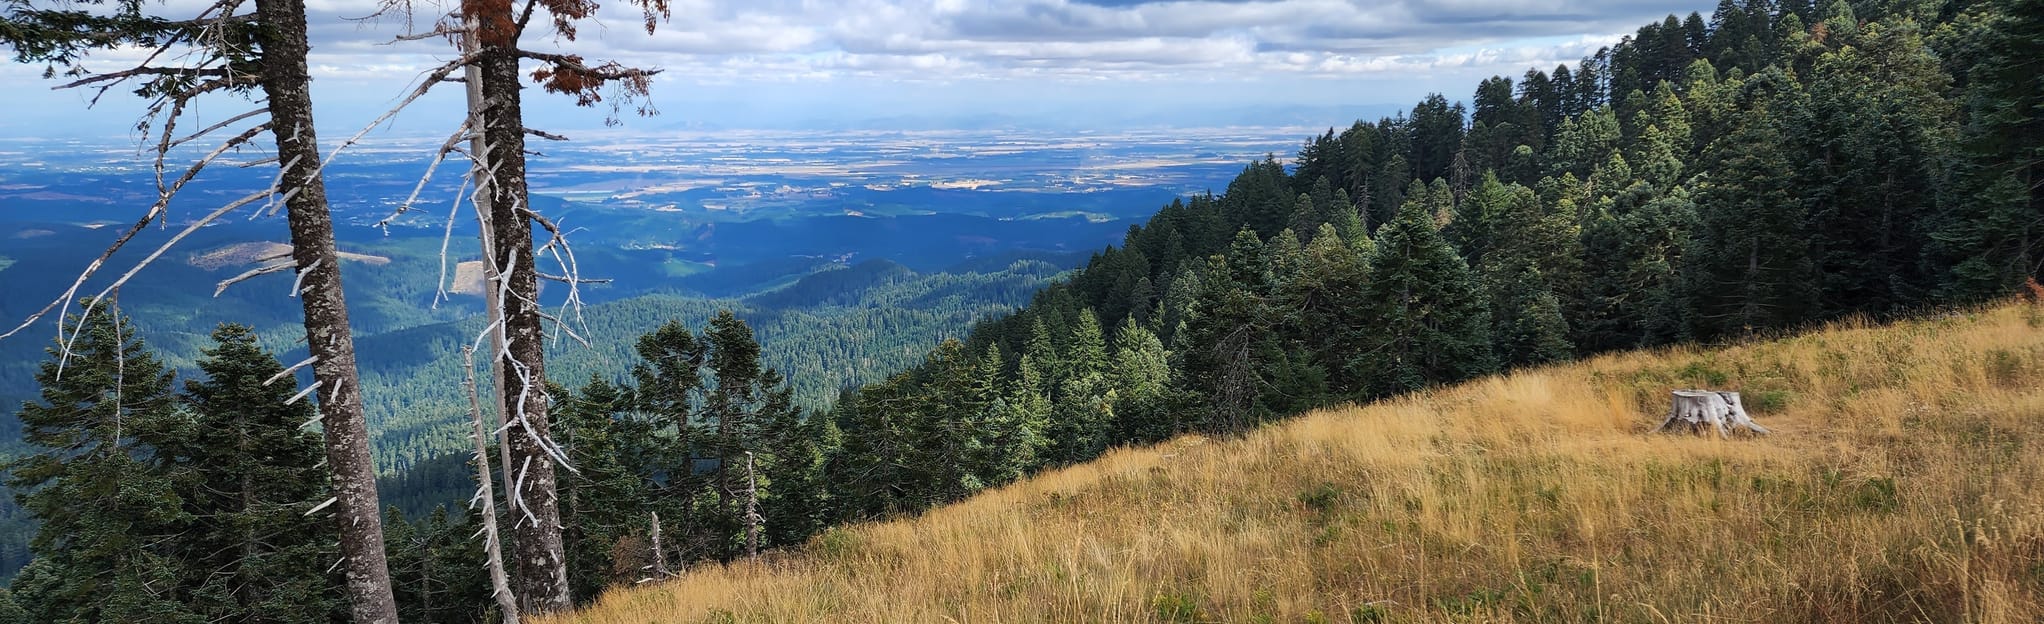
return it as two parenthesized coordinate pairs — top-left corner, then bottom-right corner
(552, 304), (2044, 624)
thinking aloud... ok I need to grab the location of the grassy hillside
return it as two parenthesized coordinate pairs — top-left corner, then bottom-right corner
(552, 303), (2044, 623)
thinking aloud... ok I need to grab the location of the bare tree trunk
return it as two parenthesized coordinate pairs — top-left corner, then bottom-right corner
(465, 347), (521, 624)
(716, 406), (734, 560)
(473, 9), (572, 612)
(649, 511), (668, 579)
(744, 451), (761, 559)
(251, 0), (399, 619)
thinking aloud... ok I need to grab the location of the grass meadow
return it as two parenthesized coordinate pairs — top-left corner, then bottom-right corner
(553, 303), (2044, 623)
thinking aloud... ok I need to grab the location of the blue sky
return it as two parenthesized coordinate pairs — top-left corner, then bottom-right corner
(0, 0), (1713, 137)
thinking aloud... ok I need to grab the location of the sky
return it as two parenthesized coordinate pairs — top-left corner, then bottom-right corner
(0, 0), (1714, 137)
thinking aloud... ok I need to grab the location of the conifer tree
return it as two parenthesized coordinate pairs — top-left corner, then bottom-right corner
(1004, 349), (1054, 474)
(1107, 317), (1173, 444)
(704, 311), (763, 560)
(1, 0), (402, 615)
(1181, 250), (1273, 432)
(556, 377), (648, 600)
(1280, 223), (1372, 397)
(1357, 184), (1496, 396)
(1799, 20), (1950, 315)
(631, 321), (706, 499)
(1045, 311), (1114, 464)
(382, 507), (489, 623)
(1927, 0), (2044, 301)
(173, 324), (341, 622)
(1487, 261), (1575, 368)
(1687, 68), (1822, 336)
(1550, 107), (1623, 179)
(758, 388), (835, 548)
(6, 304), (196, 623)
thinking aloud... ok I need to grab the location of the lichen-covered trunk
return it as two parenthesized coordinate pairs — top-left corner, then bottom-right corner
(475, 20), (573, 613)
(251, 0), (399, 620)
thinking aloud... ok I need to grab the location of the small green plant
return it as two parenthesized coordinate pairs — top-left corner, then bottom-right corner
(815, 527), (860, 560)
(1747, 388), (1793, 412)
(1152, 591), (1205, 623)
(1298, 482), (1341, 513)
(1678, 361), (1730, 386)
(1854, 477), (1899, 512)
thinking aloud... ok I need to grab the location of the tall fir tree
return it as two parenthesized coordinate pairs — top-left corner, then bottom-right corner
(1357, 183), (1496, 396)
(1687, 68), (1823, 336)
(5, 304), (199, 623)
(172, 324), (342, 622)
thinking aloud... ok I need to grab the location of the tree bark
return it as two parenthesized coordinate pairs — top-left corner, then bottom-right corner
(474, 11), (573, 612)
(461, 17), (523, 592)
(251, 0), (400, 619)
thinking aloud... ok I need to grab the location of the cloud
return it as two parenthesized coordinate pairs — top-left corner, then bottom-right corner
(265, 0), (1692, 83)
(0, 0), (1697, 133)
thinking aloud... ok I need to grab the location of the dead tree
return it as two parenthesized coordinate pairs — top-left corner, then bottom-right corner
(0, 1), (402, 621)
(645, 511), (669, 582)
(1654, 390), (1771, 437)
(744, 451), (762, 559)
(359, 0), (666, 611)
(464, 347), (519, 623)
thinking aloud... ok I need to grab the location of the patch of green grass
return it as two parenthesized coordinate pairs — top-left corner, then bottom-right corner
(661, 258), (714, 278)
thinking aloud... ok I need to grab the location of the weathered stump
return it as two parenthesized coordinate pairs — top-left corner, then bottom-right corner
(1654, 390), (1770, 437)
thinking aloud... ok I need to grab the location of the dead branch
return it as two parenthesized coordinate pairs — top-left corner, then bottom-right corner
(214, 262), (294, 296)
(463, 346), (521, 623)
(264, 355), (318, 386)
(374, 121), (472, 233)
(85, 189), (270, 304)
(159, 122), (271, 211)
(313, 54), (475, 173)
(169, 107), (270, 151)
(54, 66), (232, 91)
(0, 133), (267, 343)
(534, 309), (591, 348)
(535, 272), (609, 284)
(384, 27), (462, 43)
(518, 50), (662, 78)
(431, 173), (473, 309)
(284, 380), (323, 406)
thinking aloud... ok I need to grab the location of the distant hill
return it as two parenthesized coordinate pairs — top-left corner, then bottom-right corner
(554, 303), (2044, 623)
(745, 259), (916, 309)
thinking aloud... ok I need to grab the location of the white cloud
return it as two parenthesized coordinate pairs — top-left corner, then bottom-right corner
(273, 0), (1691, 82)
(0, 0), (1699, 133)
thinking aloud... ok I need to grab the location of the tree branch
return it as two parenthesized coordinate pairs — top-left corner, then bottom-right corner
(374, 121), (471, 232)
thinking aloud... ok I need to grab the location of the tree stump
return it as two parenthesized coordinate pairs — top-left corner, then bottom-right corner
(1654, 390), (1770, 437)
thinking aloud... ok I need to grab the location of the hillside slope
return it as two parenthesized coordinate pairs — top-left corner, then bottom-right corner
(554, 303), (2044, 623)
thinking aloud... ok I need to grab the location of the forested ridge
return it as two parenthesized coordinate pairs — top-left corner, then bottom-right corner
(2, 0), (2041, 620)
(806, 0), (2044, 520)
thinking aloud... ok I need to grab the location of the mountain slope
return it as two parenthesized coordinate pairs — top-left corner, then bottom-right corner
(553, 303), (2044, 623)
